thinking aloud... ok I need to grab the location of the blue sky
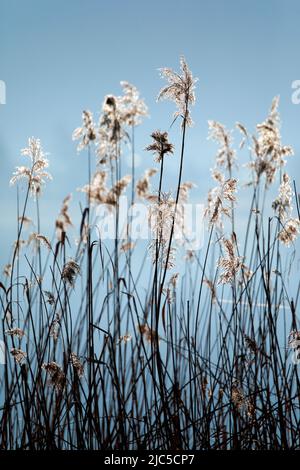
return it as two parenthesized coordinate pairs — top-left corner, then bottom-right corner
(1, 0), (300, 268)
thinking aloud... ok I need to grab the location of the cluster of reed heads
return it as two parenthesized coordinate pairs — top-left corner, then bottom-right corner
(1, 56), (300, 450)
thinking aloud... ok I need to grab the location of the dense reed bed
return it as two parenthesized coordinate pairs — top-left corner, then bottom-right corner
(0, 57), (300, 450)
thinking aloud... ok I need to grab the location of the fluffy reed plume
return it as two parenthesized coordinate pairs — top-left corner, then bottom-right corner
(3, 264), (12, 277)
(250, 97), (293, 186)
(208, 121), (236, 173)
(271, 161), (298, 247)
(145, 131), (174, 162)
(44, 290), (55, 305)
(139, 324), (159, 344)
(13, 239), (26, 258)
(236, 122), (249, 149)
(184, 249), (195, 262)
(5, 328), (25, 339)
(61, 260), (80, 286)
(97, 82), (147, 164)
(169, 272), (179, 288)
(148, 192), (176, 269)
(70, 353), (84, 378)
(179, 181), (195, 203)
(49, 312), (61, 342)
(10, 138), (52, 196)
(272, 173), (293, 221)
(217, 236), (243, 284)
(158, 56), (197, 127)
(231, 383), (246, 411)
(78, 170), (108, 205)
(244, 334), (259, 354)
(42, 362), (66, 391)
(278, 218), (300, 246)
(166, 273), (180, 304)
(79, 171), (130, 207)
(10, 348), (27, 364)
(205, 178), (237, 227)
(241, 263), (253, 281)
(56, 194), (73, 240)
(119, 81), (148, 126)
(288, 330), (300, 349)
(203, 279), (217, 303)
(18, 216), (33, 229)
(147, 180), (195, 266)
(231, 384), (255, 418)
(72, 110), (96, 152)
(116, 333), (132, 345)
(120, 241), (135, 252)
(136, 168), (157, 199)
(28, 233), (51, 251)
(105, 175), (131, 206)
(97, 95), (121, 164)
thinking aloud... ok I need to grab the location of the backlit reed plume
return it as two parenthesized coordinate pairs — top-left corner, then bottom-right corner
(120, 241), (135, 252)
(184, 249), (196, 262)
(10, 348), (27, 364)
(116, 333), (132, 345)
(250, 97), (293, 186)
(13, 239), (26, 258)
(49, 311), (61, 342)
(236, 122), (249, 149)
(10, 137), (52, 196)
(105, 175), (131, 206)
(79, 170), (108, 205)
(72, 110), (96, 152)
(288, 330), (300, 349)
(79, 170), (130, 207)
(244, 334), (259, 354)
(136, 168), (157, 199)
(278, 218), (300, 247)
(44, 290), (55, 305)
(97, 82), (147, 164)
(55, 194), (73, 241)
(18, 216), (33, 229)
(119, 81), (148, 126)
(158, 56), (197, 127)
(148, 192), (176, 269)
(208, 121), (236, 174)
(97, 96), (120, 164)
(203, 279), (217, 303)
(231, 383), (246, 411)
(145, 130), (174, 162)
(5, 328), (25, 339)
(272, 173), (300, 245)
(272, 173), (293, 220)
(205, 178), (237, 228)
(139, 324), (159, 344)
(61, 259), (80, 286)
(27, 232), (52, 251)
(42, 362), (66, 391)
(70, 353), (84, 378)
(3, 264), (12, 277)
(217, 235), (243, 284)
(166, 272), (179, 304)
